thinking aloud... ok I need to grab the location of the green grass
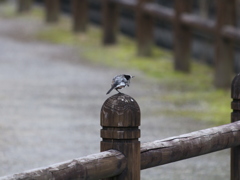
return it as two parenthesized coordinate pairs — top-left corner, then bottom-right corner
(0, 1), (16, 18)
(2, 4), (231, 125)
(0, 3), (44, 25)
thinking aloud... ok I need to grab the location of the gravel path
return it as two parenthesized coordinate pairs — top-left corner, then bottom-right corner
(0, 7), (230, 180)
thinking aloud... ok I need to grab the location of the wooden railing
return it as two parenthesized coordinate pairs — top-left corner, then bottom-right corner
(100, 0), (238, 89)
(5, 1), (240, 178)
(0, 73), (240, 180)
(16, 0), (239, 89)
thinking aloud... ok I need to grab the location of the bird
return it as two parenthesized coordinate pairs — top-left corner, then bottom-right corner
(106, 74), (134, 95)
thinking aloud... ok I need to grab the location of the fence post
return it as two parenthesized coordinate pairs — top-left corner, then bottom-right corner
(136, 0), (154, 56)
(45, 0), (60, 23)
(71, 0), (88, 32)
(231, 73), (240, 180)
(17, 0), (32, 13)
(173, 0), (192, 72)
(100, 93), (141, 180)
(102, 0), (119, 45)
(214, 0), (236, 88)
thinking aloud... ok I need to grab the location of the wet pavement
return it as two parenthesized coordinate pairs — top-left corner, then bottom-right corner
(0, 4), (230, 180)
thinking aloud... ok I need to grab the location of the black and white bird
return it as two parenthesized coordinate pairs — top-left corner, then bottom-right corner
(106, 74), (134, 95)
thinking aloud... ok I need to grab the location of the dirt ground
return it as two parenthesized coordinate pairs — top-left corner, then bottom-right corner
(0, 3), (230, 180)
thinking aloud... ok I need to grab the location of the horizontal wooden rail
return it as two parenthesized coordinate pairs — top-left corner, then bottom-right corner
(141, 5), (216, 34)
(181, 13), (215, 33)
(0, 150), (126, 180)
(141, 121), (240, 170)
(109, 0), (137, 9)
(222, 26), (240, 42)
(2, 121), (240, 180)
(142, 3), (175, 22)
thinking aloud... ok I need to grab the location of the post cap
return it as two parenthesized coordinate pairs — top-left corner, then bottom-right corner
(101, 93), (140, 127)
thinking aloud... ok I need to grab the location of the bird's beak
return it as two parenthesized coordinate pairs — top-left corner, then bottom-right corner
(132, 76), (135, 78)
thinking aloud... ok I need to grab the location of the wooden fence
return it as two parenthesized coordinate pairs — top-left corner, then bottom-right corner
(0, 73), (240, 179)
(16, 0), (240, 89)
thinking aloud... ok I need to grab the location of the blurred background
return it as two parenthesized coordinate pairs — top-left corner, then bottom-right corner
(0, 0), (239, 179)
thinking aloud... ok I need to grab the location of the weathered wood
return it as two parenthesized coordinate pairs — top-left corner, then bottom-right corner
(231, 73), (240, 180)
(173, 0), (193, 72)
(0, 150), (126, 180)
(141, 121), (240, 170)
(3, 120), (240, 180)
(181, 13), (215, 33)
(45, 0), (60, 23)
(198, 0), (208, 19)
(136, 0), (154, 56)
(109, 0), (137, 10)
(101, 93), (141, 180)
(17, 0), (32, 13)
(141, 4), (215, 33)
(222, 25), (240, 42)
(232, 73), (240, 100)
(142, 3), (174, 22)
(214, 0), (236, 88)
(71, 0), (88, 32)
(102, 0), (119, 45)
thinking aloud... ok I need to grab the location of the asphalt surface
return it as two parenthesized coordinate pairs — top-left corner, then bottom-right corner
(0, 5), (230, 180)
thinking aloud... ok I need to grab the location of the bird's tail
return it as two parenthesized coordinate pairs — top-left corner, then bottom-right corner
(106, 86), (115, 95)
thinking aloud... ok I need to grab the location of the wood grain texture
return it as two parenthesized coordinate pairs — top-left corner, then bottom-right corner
(231, 73), (240, 180)
(101, 94), (140, 127)
(3, 120), (240, 179)
(101, 93), (141, 180)
(0, 150), (126, 180)
(141, 121), (240, 170)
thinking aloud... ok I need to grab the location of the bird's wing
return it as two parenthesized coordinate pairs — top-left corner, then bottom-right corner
(116, 81), (126, 88)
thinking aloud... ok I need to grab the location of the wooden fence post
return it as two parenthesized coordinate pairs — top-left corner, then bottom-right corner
(214, 0), (236, 88)
(102, 0), (119, 45)
(136, 0), (154, 56)
(173, 0), (192, 72)
(231, 73), (240, 180)
(101, 93), (141, 180)
(71, 0), (88, 32)
(45, 0), (60, 23)
(17, 0), (32, 13)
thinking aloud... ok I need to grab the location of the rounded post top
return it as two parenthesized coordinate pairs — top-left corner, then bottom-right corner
(101, 93), (140, 127)
(232, 73), (240, 99)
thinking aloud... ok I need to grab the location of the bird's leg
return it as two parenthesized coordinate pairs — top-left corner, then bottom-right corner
(116, 89), (121, 93)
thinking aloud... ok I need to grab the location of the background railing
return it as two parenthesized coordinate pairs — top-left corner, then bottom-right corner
(0, 73), (240, 180)
(16, 0), (240, 89)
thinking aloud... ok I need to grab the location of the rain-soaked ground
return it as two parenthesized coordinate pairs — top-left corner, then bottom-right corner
(0, 4), (230, 180)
